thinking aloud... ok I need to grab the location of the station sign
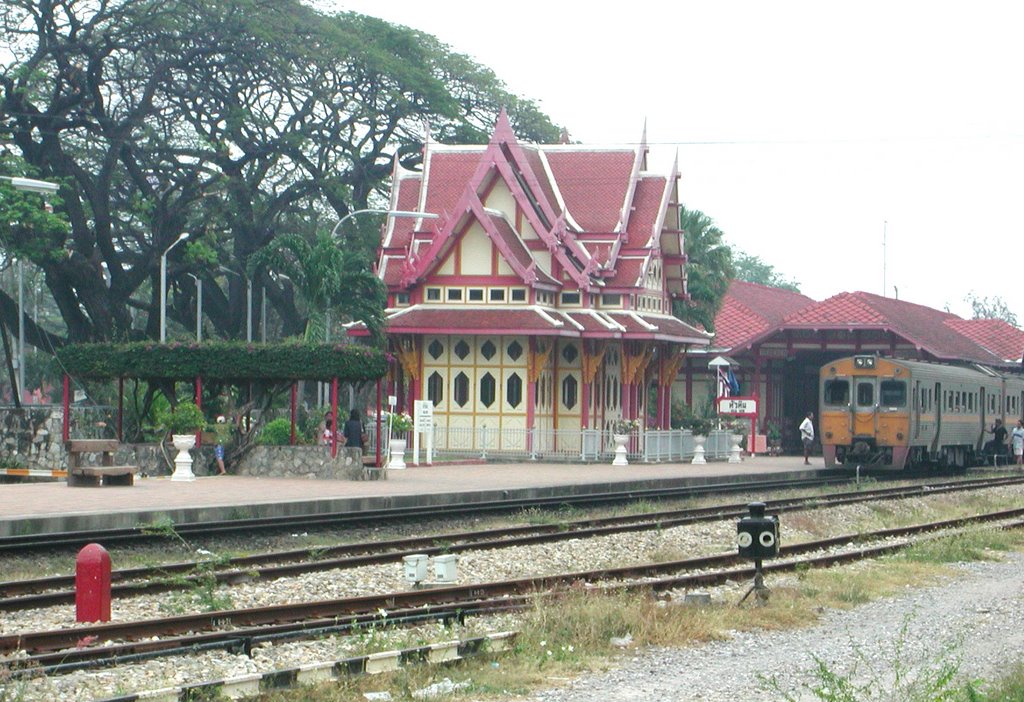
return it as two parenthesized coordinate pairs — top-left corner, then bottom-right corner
(717, 396), (758, 417)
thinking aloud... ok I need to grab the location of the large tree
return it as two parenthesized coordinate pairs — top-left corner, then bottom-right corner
(732, 251), (801, 293)
(0, 0), (560, 349)
(673, 206), (735, 333)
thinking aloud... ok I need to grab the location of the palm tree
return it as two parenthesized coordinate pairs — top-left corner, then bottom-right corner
(248, 231), (387, 343)
(673, 206), (735, 333)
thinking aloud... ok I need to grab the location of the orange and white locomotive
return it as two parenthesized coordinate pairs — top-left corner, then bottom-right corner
(819, 355), (1024, 469)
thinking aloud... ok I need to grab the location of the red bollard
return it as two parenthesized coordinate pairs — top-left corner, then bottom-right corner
(75, 543), (111, 623)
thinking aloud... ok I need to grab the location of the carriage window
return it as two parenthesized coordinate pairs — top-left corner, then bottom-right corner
(823, 379), (849, 406)
(880, 380), (906, 407)
(856, 382), (874, 407)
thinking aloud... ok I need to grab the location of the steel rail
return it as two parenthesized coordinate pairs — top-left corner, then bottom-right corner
(4, 504), (1024, 659)
(2, 475), (1020, 610)
(0, 474), (855, 553)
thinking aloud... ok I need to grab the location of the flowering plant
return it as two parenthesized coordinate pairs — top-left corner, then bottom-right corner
(611, 417), (641, 435)
(388, 411), (414, 433)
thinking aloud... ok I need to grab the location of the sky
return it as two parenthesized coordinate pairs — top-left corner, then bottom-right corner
(326, 0), (1024, 321)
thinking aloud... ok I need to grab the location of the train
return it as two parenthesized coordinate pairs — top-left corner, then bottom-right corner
(819, 355), (1024, 469)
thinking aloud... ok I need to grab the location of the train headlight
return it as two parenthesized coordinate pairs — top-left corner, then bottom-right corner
(896, 432), (904, 440)
(854, 356), (876, 369)
(825, 431), (832, 439)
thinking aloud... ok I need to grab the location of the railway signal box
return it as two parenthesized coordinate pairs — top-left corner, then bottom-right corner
(736, 502), (780, 560)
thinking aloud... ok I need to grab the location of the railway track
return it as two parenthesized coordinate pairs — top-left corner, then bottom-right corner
(2, 475), (1021, 611)
(0, 473), (860, 554)
(4, 503), (1024, 678)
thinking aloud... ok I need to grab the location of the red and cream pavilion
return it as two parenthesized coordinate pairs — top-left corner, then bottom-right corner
(374, 111), (710, 452)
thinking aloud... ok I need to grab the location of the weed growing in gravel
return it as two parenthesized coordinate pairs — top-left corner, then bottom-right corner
(139, 516), (192, 551)
(900, 527), (1016, 565)
(759, 614), (979, 702)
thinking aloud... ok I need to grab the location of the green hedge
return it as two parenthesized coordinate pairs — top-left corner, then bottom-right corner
(57, 341), (387, 382)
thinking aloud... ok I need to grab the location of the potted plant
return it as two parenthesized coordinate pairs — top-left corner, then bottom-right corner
(611, 417), (641, 437)
(162, 401), (206, 482)
(609, 417), (640, 466)
(385, 411), (414, 470)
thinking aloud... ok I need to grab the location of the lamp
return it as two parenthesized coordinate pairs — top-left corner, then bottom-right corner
(159, 233), (190, 343)
(329, 209), (438, 239)
(324, 209), (437, 344)
(0, 176), (59, 195)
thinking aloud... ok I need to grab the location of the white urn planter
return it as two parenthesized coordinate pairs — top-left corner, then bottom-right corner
(728, 434), (743, 464)
(388, 438), (407, 470)
(691, 434), (707, 465)
(611, 434), (629, 466)
(170, 433), (197, 482)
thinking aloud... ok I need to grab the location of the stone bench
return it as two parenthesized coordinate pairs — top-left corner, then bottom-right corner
(65, 439), (138, 487)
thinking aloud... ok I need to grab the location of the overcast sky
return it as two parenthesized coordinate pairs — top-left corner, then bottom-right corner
(328, 0), (1024, 320)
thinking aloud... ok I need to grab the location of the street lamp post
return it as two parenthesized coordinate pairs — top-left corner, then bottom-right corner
(0, 176), (59, 195)
(3, 175), (59, 401)
(324, 209), (438, 345)
(329, 208), (438, 239)
(187, 273), (203, 342)
(159, 233), (190, 343)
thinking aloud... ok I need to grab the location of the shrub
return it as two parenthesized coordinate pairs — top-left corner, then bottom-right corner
(258, 418), (294, 446)
(161, 401), (206, 435)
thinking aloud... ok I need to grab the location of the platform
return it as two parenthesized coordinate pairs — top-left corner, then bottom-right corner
(0, 456), (829, 537)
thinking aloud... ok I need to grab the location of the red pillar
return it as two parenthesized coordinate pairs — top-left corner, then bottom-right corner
(330, 377), (339, 459)
(76, 543), (111, 623)
(194, 376), (202, 447)
(375, 378), (383, 467)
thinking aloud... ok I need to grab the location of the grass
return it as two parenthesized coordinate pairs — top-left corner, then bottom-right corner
(252, 522), (1024, 701)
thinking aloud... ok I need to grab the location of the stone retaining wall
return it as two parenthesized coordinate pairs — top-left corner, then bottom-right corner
(0, 408), (369, 479)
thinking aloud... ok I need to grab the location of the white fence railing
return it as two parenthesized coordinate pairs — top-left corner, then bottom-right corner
(373, 425), (740, 463)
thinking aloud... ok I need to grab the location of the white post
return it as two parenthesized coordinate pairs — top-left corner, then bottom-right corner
(159, 233), (189, 343)
(17, 260), (24, 399)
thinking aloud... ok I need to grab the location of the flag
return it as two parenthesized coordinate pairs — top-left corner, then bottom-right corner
(727, 368), (740, 396)
(717, 366), (730, 398)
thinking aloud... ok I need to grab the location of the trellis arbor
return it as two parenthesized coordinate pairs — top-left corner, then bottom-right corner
(56, 342), (387, 462)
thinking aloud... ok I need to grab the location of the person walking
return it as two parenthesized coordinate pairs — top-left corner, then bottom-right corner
(799, 412), (815, 465)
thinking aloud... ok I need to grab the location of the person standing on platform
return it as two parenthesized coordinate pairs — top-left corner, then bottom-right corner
(799, 412), (815, 465)
(343, 409), (364, 453)
(1012, 419), (1024, 468)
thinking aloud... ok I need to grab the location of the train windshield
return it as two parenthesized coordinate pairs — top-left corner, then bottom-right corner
(856, 382), (874, 407)
(879, 380), (906, 407)
(823, 379), (849, 406)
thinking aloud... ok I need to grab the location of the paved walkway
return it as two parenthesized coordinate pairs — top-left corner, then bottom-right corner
(0, 456), (825, 535)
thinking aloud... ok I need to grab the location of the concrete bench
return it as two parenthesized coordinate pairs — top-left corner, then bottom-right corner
(65, 439), (138, 487)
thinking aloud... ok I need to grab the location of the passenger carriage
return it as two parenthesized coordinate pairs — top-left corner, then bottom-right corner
(820, 355), (1024, 469)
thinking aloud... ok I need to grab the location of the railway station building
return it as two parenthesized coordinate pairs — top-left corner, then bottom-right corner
(686, 280), (1024, 451)
(372, 111), (710, 454)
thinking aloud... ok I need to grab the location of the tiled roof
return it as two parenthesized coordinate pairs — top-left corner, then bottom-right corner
(624, 176), (666, 243)
(945, 318), (1024, 363)
(712, 281), (815, 350)
(385, 307), (575, 336)
(783, 291), (1005, 364)
(542, 150), (634, 232)
(489, 215), (558, 286)
(385, 305), (708, 343)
